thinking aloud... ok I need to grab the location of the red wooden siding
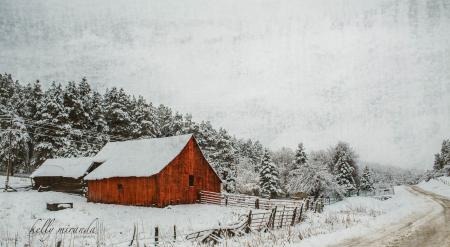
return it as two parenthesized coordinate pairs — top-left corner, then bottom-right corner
(87, 136), (221, 207)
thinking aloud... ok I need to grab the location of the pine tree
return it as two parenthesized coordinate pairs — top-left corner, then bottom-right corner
(33, 82), (72, 165)
(434, 139), (450, 170)
(250, 141), (264, 172)
(293, 143), (307, 169)
(129, 96), (158, 139)
(259, 149), (281, 198)
(335, 157), (357, 195)
(104, 87), (132, 138)
(155, 104), (174, 137)
(359, 166), (374, 192)
(0, 116), (31, 174)
(0, 74), (18, 110)
(26, 80), (44, 120)
(209, 128), (237, 193)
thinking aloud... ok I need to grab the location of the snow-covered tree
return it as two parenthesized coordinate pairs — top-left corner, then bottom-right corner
(359, 166), (374, 192)
(259, 149), (281, 198)
(104, 87), (132, 138)
(293, 143), (307, 169)
(209, 128), (237, 193)
(330, 142), (359, 195)
(335, 157), (357, 194)
(0, 116), (31, 174)
(0, 74), (19, 110)
(33, 82), (72, 165)
(434, 139), (450, 171)
(286, 143), (345, 198)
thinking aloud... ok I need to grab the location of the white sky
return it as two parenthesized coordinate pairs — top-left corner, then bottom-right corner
(1, 0), (449, 169)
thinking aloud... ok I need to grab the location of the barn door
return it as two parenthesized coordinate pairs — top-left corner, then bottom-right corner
(117, 182), (124, 203)
(188, 175), (196, 203)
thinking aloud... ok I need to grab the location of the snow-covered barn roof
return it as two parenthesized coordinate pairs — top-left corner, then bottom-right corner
(84, 134), (194, 180)
(30, 157), (94, 179)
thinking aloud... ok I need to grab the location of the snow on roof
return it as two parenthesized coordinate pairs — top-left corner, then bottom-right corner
(30, 157), (94, 179)
(84, 134), (193, 180)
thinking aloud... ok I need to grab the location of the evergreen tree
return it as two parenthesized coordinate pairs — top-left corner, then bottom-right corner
(0, 116), (31, 174)
(335, 157), (357, 195)
(434, 139), (450, 170)
(182, 114), (199, 135)
(293, 143), (307, 169)
(209, 128), (237, 193)
(25, 80), (44, 120)
(250, 140), (264, 172)
(0, 74), (18, 110)
(155, 104), (174, 137)
(104, 87), (132, 138)
(359, 166), (374, 192)
(33, 82), (72, 165)
(259, 149), (281, 198)
(129, 96), (158, 139)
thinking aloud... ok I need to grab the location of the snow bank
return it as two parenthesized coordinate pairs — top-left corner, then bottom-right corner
(417, 176), (450, 199)
(290, 186), (430, 247)
(85, 134), (192, 180)
(30, 157), (94, 178)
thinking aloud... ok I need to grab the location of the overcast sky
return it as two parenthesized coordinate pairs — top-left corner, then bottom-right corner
(1, 0), (449, 169)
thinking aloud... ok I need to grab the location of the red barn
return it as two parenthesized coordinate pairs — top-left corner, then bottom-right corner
(84, 134), (221, 207)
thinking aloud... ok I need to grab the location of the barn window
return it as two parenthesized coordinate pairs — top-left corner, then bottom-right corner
(189, 175), (194, 186)
(117, 183), (123, 192)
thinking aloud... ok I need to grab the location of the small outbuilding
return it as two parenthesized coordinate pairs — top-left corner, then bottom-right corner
(30, 157), (97, 193)
(84, 134), (221, 207)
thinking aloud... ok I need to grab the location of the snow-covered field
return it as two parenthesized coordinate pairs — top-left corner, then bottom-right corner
(1, 176), (449, 246)
(0, 176), (246, 246)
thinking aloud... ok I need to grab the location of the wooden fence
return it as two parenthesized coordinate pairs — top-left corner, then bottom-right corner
(185, 201), (324, 245)
(186, 191), (325, 244)
(199, 190), (320, 210)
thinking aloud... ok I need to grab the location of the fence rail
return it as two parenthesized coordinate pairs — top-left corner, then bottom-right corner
(199, 190), (315, 210)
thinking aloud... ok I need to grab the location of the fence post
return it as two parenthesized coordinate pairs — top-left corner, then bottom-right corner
(225, 196), (228, 207)
(291, 207), (297, 226)
(255, 198), (259, 209)
(154, 226), (159, 247)
(305, 199), (310, 211)
(271, 206), (277, 229)
(298, 204), (303, 223)
(247, 210), (252, 233)
(173, 225), (176, 242)
(280, 206), (285, 228)
(129, 224), (136, 246)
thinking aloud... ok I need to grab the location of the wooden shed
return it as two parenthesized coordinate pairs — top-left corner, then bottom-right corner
(84, 134), (221, 207)
(30, 157), (98, 194)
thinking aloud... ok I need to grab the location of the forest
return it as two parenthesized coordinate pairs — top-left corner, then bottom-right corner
(0, 73), (422, 198)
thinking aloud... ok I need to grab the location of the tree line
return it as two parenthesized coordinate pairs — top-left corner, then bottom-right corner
(0, 73), (265, 193)
(1, 73), (418, 198)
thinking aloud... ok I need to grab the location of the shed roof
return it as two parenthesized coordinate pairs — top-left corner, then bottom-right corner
(30, 157), (94, 179)
(84, 134), (193, 180)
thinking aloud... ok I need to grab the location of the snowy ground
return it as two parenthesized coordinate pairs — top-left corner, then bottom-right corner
(215, 178), (450, 247)
(0, 176), (247, 246)
(1, 176), (449, 246)
(417, 176), (450, 198)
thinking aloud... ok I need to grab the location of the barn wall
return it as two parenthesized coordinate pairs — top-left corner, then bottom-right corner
(33, 176), (84, 193)
(87, 136), (221, 207)
(87, 176), (158, 206)
(157, 138), (221, 207)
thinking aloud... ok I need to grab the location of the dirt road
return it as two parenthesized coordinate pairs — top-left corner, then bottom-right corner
(331, 186), (450, 247)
